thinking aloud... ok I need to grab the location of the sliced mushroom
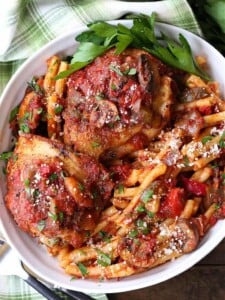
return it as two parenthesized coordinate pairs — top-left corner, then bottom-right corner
(137, 54), (154, 92)
(89, 99), (119, 128)
(180, 87), (210, 103)
(118, 236), (156, 268)
(175, 109), (204, 138)
(174, 218), (200, 253)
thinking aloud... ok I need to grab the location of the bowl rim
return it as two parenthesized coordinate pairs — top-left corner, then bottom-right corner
(0, 19), (225, 293)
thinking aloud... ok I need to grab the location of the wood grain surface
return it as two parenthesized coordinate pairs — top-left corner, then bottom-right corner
(108, 239), (225, 300)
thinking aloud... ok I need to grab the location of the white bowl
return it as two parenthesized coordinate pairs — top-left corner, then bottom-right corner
(0, 20), (225, 294)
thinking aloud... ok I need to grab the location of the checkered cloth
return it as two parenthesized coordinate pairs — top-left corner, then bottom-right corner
(0, 0), (201, 299)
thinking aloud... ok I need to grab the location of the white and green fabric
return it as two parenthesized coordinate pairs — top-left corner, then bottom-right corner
(0, 0), (202, 299)
(0, 0), (202, 96)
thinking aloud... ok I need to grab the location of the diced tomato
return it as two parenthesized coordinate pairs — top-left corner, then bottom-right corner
(198, 105), (212, 115)
(158, 188), (184, 218)
(181, 176), (207, 196)
(39, 163), (52, 177)
(129, 133), (147, 151)
(109, 164), (132, 182)
(209, 215), (217, 226)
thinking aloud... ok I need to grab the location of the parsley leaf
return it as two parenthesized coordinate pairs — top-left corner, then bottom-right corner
(54, 104), (63, 114)
(19, 123), (30, 133)
(27, 77), (44, 95)
(97, 250), (111, 267)
(109, 64), (123, 76)
(202, 135), (213, 144)
(9, 106), (19, 122)
(49, 173), (58, 182)
(24, 178), (30, 187)
(117, 183), (124, 194)
(71, 43), (109, 63)
(0, 151), (14, 161)
(78, 182), (85, 191)
(219, 131), (225, 148)
(48, 211), (58, 221)
(125, 68), (137, 75)
(98, 231), (112, 243)
(136, 205), (146, 213)
(141, 189), (154, 203)
(56, 13), (210, 81)
(129, 229), (138, 238)
(91, 141), (101, 148)
(221, 173), (225, 185)
(77, 263), (88, 276)
(183, 155), (190, 166)
(37, 220), (46, 232)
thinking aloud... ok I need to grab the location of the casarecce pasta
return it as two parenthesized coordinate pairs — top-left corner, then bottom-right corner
(4, 47), (225, 280)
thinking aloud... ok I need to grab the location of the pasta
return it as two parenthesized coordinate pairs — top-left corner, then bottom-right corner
(3, 46), (225, 281)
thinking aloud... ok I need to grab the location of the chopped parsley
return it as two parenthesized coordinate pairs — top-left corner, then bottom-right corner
(32, 188), (40, 199)
(56, 13), (210, 81)
(133, 238), (141, 245)
(183, 155), (190, 166)
(117, 183), (124, 194)
(77, 263), (88, 276)
(123, 67), (137, 75)
(37, 220), (46, 232)
(19, 123), (30, 133)
(48, 211), (58, 222)
(146, 210), (155, 218)
(201, 135), (213, 145)
(135, 204), (146, 213)
(129, 229), (138, 238)
(98, 231), (112, 243)
(49, 173), (58, 182)
(47, 238), (60, 246)
(54, 104), (63, 114)
(141, 189), (154, 203)
(135, 205), (154, 218)
(219, 131), (225, 148)
(97, 250), (111, 267)
(215, 203), (221, 210)
(24, 178), (30, 187)
(95, 92), (105, 100)
(136, 219), (144, 227)
(210, 161), (219, 169)
(91, 189), (99, 199)
(27, 77), (44, 95)
(0, 151), (14, 161)
(91, 141), (101, 148)
(78, 182), (85, 191)
(2, 167), (7, 175)
(136, 219), (150, 235)
(70, 276), (78, 281)
(58, 211), (64, 222)
(109, 64), (123, 76)
(110, 83), (117, 91)
(221, 173), (225, 185)
(9, 106), (19, 122)
(37, 107), (43, 115)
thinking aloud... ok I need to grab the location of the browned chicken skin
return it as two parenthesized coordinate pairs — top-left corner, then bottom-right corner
(63, 48), (170, 159)
(5, 134), (114, 249)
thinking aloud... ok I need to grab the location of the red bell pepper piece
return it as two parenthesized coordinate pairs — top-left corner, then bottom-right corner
(159, 188), (184, 218)
(181, 176), (207, 196)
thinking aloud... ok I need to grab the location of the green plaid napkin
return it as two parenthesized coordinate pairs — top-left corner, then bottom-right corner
(0, 0), (201, 299)
(0, 0), (202, 96)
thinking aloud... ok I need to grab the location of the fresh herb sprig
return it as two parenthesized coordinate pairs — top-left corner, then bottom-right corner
(56, 13), (210, 81)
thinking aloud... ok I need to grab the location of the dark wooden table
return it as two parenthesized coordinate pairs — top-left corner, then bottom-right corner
(108, 238), (225, 300)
